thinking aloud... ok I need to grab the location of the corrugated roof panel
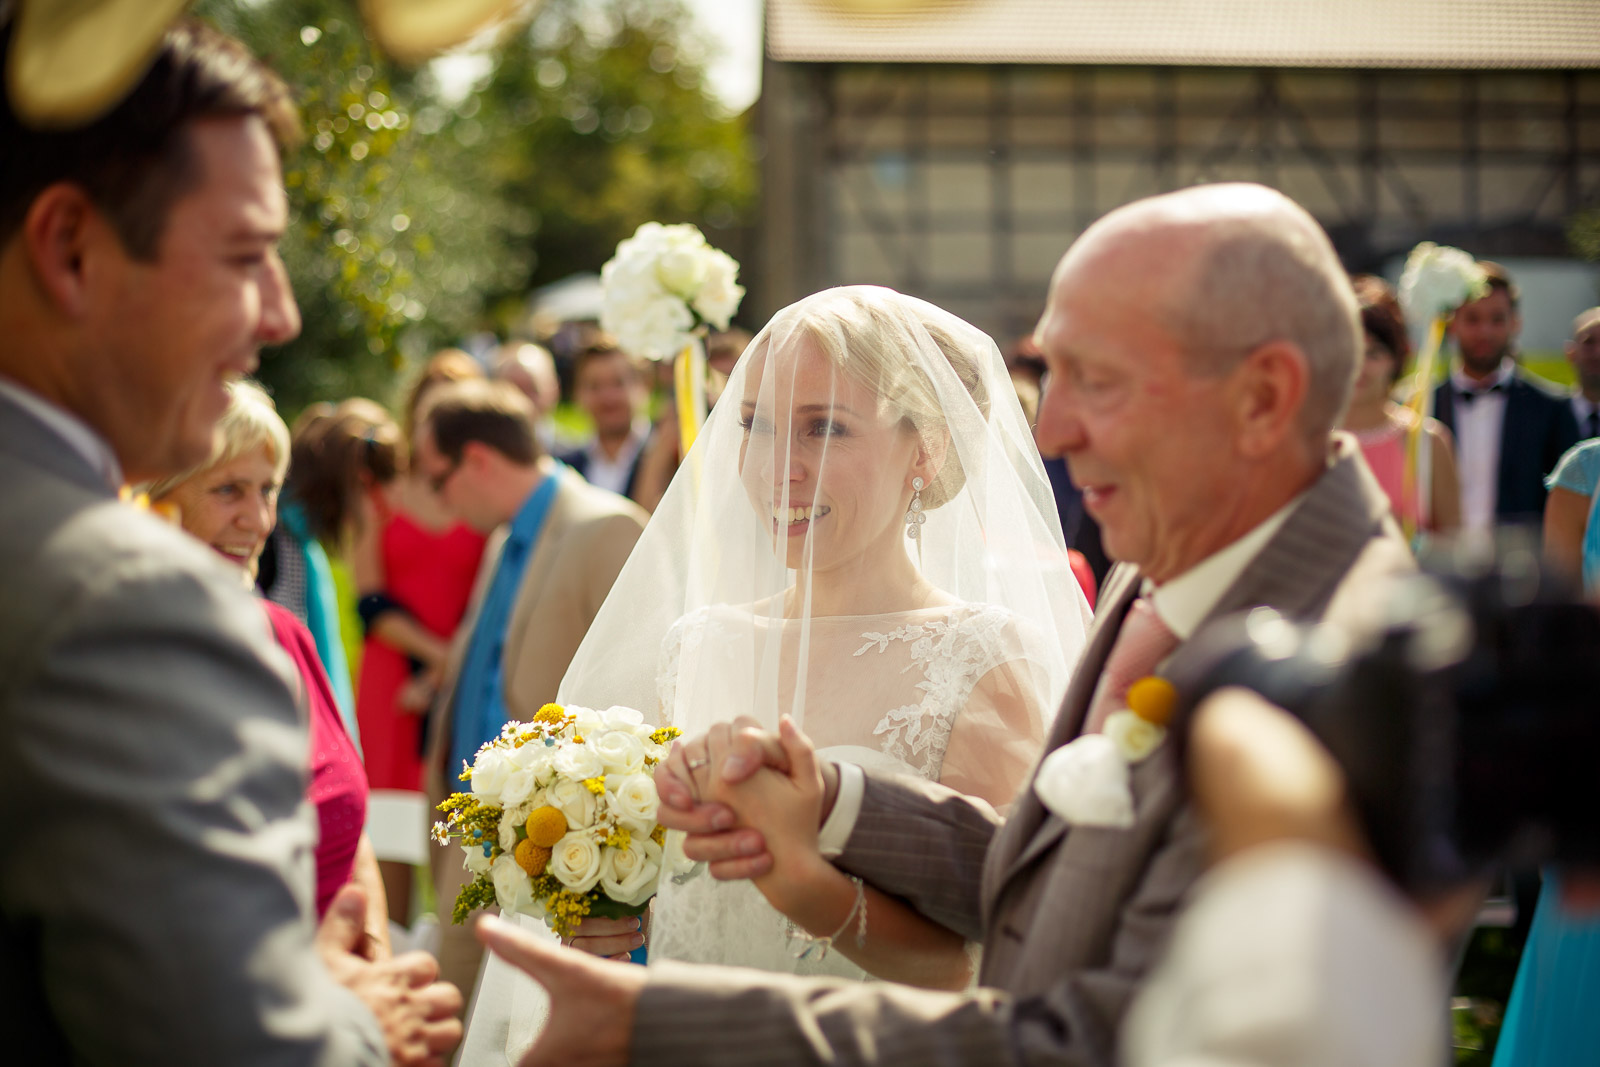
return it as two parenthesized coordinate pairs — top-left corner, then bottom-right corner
(767, 0), (1600, 69)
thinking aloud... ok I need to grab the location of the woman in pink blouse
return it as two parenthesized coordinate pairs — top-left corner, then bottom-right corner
(148, 380), (388, 953)
(1342, 276), (1461, 535)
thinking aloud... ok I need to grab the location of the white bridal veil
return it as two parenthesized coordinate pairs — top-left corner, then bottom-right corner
(464, 285), (1090, 1062)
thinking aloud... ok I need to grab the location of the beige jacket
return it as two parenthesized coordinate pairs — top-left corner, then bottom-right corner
(632, 437), (1414, 1067)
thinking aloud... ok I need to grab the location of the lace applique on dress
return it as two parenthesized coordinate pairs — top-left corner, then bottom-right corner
(857, 605), (1015, 779)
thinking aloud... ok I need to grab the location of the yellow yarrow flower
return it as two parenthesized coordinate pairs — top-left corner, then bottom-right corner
(605, 826), (632, 850)
(582, 775), (606, 795)
(651, 825), (667, 847)
(524, 806), (569, 848)
(514, 839), (552, 876)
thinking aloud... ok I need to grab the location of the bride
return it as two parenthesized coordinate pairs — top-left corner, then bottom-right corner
(461, 285), (1088, 1062)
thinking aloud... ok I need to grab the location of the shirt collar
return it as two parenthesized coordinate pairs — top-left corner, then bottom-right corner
(1142, 491), (1305, 640)
(0, 376), (124, 489)
(1451, 357), (1516, 394)
(507, 458), (561, 543)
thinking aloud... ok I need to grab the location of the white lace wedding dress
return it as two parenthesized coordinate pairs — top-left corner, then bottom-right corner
(647, 600), (1054, 979)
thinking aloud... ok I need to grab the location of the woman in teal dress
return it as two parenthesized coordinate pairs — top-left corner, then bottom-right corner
(1490, 438), (1600, 1065)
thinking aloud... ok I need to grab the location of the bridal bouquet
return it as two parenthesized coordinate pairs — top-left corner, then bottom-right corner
(599, 222), (744, 360)
(433, 703), (681, 937)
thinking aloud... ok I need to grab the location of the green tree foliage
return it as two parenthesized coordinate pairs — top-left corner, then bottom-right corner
(473, 0), (754, 307)
(193, 0), (753, 418)
(197, 0), (526, 416)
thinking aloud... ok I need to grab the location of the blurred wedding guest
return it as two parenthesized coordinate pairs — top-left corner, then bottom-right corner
(705, 325), (752, 378)
(0, 18), (457, 1063)
(147, 381), (389, 940)
(264, 401), (360, 733)
(1543, 436), (1600, 589)
(1009, 333), (1111, 587)
(1433, 262), (1578, 534)
(412, 379), (645, 1001)
(557, 335), (651, 500)
(1565, 308), (1600, 440)
(491, 340), (563, 450)
(357, 354), (488, 928)
(1342, 277), (1461, 535)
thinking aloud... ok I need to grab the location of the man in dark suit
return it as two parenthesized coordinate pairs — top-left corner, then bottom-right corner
(0, 19), (457, 1065)
(469, 184), (1413, 1067)
(1432, 262), (1579, 533)
(556, 337), (651, 503)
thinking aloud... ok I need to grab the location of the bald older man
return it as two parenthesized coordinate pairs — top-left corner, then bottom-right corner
(470, 184), (1414, 1067)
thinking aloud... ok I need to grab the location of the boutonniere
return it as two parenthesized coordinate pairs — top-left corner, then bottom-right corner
(1034, 677), (1179, 829)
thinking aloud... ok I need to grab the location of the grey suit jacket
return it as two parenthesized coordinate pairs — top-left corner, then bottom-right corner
(0, 391), (385, 1065)
(632, 435), (1414, 1067)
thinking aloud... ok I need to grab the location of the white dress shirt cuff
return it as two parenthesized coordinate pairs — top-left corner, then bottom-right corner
(817, 761), (865, 858)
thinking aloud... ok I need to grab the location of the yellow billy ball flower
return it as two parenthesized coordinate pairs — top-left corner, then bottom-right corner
(524, 805), (569, 848)
(534, 703), (565, 724)
(1126, 676), (1178, 727)
(514, 839), (552, 877)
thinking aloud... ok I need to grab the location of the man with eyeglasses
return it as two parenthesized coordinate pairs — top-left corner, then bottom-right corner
(411, 377), (647, 1005)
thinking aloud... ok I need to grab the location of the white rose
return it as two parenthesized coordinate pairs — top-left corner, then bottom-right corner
(554, 741), (605, 781)
(470, 747), (513, 801)
(549, 830), (604, 893)
(603, 705), (645, 727)
(500, 767), (538, 807)
(1031, 734), (1135, 830)
(546, 778), (599, 830)
(599, 838), (664, 906)
(1398, 242), (1488, 325)
(1103, 710), (1166, 763)
(656, 245), (708, 297)
(593, 730), (646, 776)
(567, 704), (604, 732)
(607, 773), (660, 834)
(463, 843), (493, 876)
(690, 249), (743, 329)
(498, 811), (521, 853)
(509, 739), (555, 776)
(614, 295), (695, 361)
(491, 853), (536, 915)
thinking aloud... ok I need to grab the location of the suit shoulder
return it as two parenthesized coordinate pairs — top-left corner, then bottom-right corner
(559, 473), (649, 531)
(1514, 367), (1572, 403)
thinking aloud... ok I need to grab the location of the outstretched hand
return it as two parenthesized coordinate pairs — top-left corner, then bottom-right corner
(316, 884), (463, 1066)
(476, 914), (645, 1067)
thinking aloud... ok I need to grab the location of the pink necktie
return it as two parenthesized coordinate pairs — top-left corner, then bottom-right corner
(1083, 596), (1179, 735)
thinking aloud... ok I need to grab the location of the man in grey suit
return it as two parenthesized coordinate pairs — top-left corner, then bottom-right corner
(471, 183), (1414, 1066)
(0, 19), (458, 1065)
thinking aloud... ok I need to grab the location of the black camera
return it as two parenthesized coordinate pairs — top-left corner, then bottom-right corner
(1168, 548), (1600, 895)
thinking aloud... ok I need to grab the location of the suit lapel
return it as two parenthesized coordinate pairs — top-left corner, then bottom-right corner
(499, 473), (574, 698)
(981, 567), (1141, 910)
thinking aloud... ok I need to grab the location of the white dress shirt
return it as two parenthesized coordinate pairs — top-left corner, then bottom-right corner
(1451, 358), (1515, 536)
(579, 422), (648, 496)
(1124, 842), (1445, 1067)
(1572, 394), (1600, 440)
(0, 376), (124, 489)
(818, 490), (1305, 855)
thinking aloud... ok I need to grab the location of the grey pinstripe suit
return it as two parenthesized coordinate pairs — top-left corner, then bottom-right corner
(631, 435), (1413, 1067)
(0, 391), (386, 1065)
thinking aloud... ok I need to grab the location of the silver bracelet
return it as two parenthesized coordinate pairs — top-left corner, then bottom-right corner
(786, 874), (868, 961)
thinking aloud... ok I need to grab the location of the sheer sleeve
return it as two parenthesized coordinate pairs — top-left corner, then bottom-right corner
(934, 615), (1055, 813)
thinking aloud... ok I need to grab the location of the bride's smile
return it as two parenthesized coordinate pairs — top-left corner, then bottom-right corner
(737, 334), (928, 587)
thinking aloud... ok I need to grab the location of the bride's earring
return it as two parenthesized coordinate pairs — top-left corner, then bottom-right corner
(905, 477), (926, 540)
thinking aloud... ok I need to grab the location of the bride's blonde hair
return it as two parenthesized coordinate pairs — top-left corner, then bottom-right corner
(781, 287), (990, 510)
